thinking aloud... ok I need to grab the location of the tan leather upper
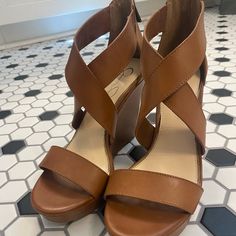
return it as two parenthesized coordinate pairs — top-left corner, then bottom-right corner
(136, 0), (207, 154)
(65, 0), (142, 138)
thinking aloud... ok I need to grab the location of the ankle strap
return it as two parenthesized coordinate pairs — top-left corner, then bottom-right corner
(65, 0), (141, 137)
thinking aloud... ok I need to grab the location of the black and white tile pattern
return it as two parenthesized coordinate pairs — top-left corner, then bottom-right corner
(0, 8), (236, 236)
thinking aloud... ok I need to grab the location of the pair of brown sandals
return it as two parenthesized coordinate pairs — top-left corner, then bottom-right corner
(31, 0), (207, 235)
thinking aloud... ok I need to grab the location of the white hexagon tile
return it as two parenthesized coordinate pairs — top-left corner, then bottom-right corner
(0, 6), (236, 236)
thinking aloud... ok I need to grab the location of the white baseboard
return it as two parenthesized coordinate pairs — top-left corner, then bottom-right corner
(0, 30), (76, 51)
(0, 0), (165, 50)
(0, 9), (98, 50)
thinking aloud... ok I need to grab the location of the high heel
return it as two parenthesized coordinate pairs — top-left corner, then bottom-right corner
(104, 0), (207, 235)
(31, 0), (143, 223)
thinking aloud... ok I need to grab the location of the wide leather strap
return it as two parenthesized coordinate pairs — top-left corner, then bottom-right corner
(65, 0), (140, 138)
(40, 146), (108, 199)
(136, 1), (207, 153)
(105, 169), (203, 214)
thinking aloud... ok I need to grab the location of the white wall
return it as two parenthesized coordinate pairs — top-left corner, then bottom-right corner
(0, 0), (148, 26)
(0, 0), (110, 26)
(0, 0), (165, 48)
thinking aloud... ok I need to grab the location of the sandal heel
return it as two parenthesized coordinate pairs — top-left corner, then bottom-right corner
(72, 98), (85, 129)
(111, 80), (143, 154)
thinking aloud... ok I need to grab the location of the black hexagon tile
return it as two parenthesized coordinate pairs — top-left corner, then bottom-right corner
(217, 25), (227, 28)
(54, 53), (64, 57)
(218, 20), (227, 23)
(48, 74), (63, 80)
(209, 113), (234, 125)
(26, 54), (38, 58)
(206, 149), (236, 167)
(216, 38), (228, 42)
(95, 43), (105, 47)
(43, 46), (53, 50)
(14, 75), (29, 80)
(57, 39), (66, 42)
(213, 71), (231, 77)
(24, 90), (41, 97)
(6, 64), (18, 68)
(66, 91), (73, 97)
(215, 47), (229, 51)
(0, 110), (12, 119)
(17, 192), (38, 215)
(201, 207), (236, 236)
(19, 47), (28, 51)
(152, 40), (160, 45)
(147, 113), (156, 124)
(216, 31), (228, 35)
(35, 63), (48, 67)
(1, 55), (11, 59)
(212, 88), (232, 97)
(82, 52), (94, 56)
(129, 146), (147, 162)
(214, 57), (230, 62)
(1, 140), (26, 154)
(39, 111), (59, 120)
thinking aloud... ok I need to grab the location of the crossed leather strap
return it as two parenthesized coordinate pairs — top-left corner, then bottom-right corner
(39, 0), (141, 199)
(105, 2), (206, 213)
(65, 0), (141, 138)
(136, 2), (207, 154)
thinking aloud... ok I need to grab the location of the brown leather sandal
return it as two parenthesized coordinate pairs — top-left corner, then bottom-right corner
(104, 0), (208, 235)
(31, 0), (143, 223)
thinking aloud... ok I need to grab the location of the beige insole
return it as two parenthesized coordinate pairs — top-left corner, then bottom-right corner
(134, 75), (200, 184)
(67, 59), (140, 174)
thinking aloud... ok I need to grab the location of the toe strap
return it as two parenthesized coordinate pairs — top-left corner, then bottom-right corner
(104, 169), (203, 214)
(40, 146), (108, 199)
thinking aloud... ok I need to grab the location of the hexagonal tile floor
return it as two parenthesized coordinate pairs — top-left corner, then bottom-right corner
(0, 7), (236, 236)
